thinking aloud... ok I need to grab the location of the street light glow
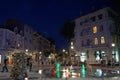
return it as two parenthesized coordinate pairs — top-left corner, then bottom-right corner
(25, 49), (28, 52)
(39, 52), (42, 54)
(111, 43), (115, 47)
(71, 46), (74, 49)
(63, 49), (65, 52)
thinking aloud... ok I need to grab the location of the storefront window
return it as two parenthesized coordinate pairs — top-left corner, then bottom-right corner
(80, 53), (87, 62)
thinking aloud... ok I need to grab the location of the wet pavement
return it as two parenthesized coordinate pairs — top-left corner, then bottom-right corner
(0, 66), (120, 80)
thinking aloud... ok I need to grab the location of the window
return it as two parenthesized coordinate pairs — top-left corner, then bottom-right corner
(71, 42), (73, 45)
(87, 39), (91, 46)
(98, 14), (103, 20)
(91, 16), (96, 22)
(94, 38), (98, 45)
(93, 26), (97, 33)
(101, 36), (105, 44)
(108, 10), (116, 19)
(80, 32), (83, 36)
(81, 40), (84, 46)
(80, 22), (83, 25)
(99, 25), (104, 32)
(109, 23), (115, 35)
(14, 27), (18, 34)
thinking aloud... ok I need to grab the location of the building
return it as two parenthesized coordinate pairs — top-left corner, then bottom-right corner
(74, 7), (120, 64)
(0, 19), (56, 66)
(23, 24), (35, 54)
(0, 28), (24, 65)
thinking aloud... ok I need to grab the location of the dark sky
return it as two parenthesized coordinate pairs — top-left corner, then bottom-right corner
(0, 0), (118, 49)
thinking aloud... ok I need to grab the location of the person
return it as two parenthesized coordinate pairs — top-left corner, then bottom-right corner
(111, 58), (115, 67)
(27, 57), (30, 67)
(84, 60), (87, 66)
(29, 59), (32, 72)
(52, 64), (56, 77)
(1, 57), (8, 72)
(69, 64), (73, 76)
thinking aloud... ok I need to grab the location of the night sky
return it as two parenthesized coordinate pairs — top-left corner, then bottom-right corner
(0, 0), (118, 49)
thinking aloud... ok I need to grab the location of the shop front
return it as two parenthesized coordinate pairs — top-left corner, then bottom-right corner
(80, 53), (87, 62)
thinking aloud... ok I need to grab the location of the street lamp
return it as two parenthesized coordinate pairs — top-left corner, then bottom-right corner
(63, 49), (65, 53)
(111, 43), (115, 58)
(70, 45), (75, 65)
(111, 43), (116, 66)
(71, 46), (74, 49)
(39, 52), (42, 59)
(26, 49), (28, 52)
(25, 49), (28, 55)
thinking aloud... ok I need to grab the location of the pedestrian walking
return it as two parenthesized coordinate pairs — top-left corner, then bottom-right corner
(69, 64), (73, 77)
(52, 64), (56, 77)
(29, 59), (32, 72)
(1, 56), (9, 72)
(27, 57), (30, 67)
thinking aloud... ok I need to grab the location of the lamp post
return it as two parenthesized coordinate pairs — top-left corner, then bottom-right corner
(111, 43), (116, 66)
(25, 49), (28, 55)
(70, 46), (75, 65)
(39, 52), (42, 66)
(111, 43), (115, 58)
(63, 49), (65, 53)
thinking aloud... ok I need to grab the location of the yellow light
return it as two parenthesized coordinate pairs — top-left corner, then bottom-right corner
(71, 75), (77, 78)
(72, 72), (77, 76)
(77, 73), (81, 77)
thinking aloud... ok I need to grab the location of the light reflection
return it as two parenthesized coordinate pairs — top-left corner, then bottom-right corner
(24, 77), (28, 80)
(38, 69), (42, 74)
(112, 77), (119, 79)
(61, 68), (80, 78)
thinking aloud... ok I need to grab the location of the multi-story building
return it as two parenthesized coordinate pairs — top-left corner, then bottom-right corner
(74, 7), (120, 64)
(0, 19), (56, 66)
(23, 24), (34, 53)
(0, 28), (24, 65)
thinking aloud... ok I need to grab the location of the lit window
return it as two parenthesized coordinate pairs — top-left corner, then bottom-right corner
(71, 42), (73, 45)
(101, 37), (105, 44)
(93, 26), (97, 33)
(94, 38), (98, 45)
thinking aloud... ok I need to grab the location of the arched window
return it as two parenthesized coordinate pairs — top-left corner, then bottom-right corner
(94, 38), (98, 45)
(101, 36), (105, 44)
(93, 26), (97, 33)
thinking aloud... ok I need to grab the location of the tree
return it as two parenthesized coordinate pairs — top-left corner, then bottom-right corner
(114, 14), (120, 35)
(109, 0), (120, 10)
(60, 21), (75, 39)
(47, 37), (55, 45)
(114, 14), (120, 60)
(44, 51), (51, 57)
(10, 53), (27, 80)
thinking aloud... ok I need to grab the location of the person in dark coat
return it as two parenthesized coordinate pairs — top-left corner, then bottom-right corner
(1, 57), (8, 72)
(27, 57), (30, 67)
(29, 59), (32, 72)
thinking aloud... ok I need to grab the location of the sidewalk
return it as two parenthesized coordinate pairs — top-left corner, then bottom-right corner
(0, 71), (120, 80)
(0, 71), (40, 80)
(0, 66), (120, 80)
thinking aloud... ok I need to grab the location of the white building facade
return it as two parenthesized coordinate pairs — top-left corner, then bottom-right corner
(74, 7), (119, 64)
(0, 28), (24, 65)
(0, 19), (56, 66)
